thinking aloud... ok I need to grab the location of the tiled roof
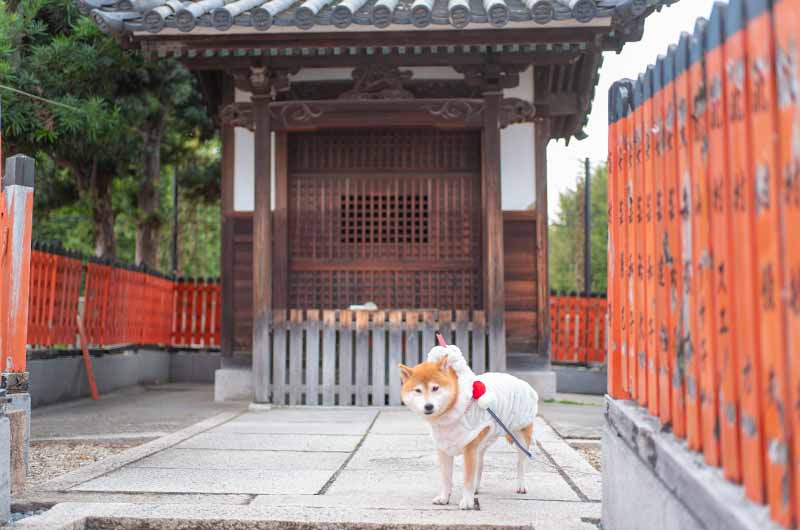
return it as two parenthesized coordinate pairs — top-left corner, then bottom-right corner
(82, 0), (669, 36)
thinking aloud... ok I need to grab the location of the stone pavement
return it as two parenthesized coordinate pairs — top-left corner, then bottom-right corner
(539, 394), (604, 441)
(16, 406), (601, 530)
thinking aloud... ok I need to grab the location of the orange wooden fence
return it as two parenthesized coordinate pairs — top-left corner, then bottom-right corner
(608, 0), (798, 526)
(550, 293), (607, 365)
(26, 244), (220, 350)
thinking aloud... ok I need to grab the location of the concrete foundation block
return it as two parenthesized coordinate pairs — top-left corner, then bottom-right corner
(603, 397), (782, 530)
(214, 368), (253, 402)
(554, 366), (607, 395)
(170, 352), (221, 384)
(0, 416), (10, 523)
(6, 393), (29, 472)
(6, 411), (25, 494)
(509, 369), (556, 400)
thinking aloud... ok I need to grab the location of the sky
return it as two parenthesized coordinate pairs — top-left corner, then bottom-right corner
(546, 0), (718, 221)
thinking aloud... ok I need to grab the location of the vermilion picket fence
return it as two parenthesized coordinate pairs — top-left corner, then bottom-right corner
(608, 1), (798, 526)
(26, 243), (220, 350)
(550, 292), (607, 365)
(172, 277), (221, 347)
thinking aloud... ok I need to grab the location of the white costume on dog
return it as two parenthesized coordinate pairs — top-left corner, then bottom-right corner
(426, 345), (538, 457)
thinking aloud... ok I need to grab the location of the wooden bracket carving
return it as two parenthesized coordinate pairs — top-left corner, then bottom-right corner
(220, 102), (254, 130)
(229, 66), (297, 96)
(422, 100), (484, 122)
(269, 102), (324, 128)
(499, 98), (536, 128)
(338, 65), (414, 100)
(455, 64), (526, 92)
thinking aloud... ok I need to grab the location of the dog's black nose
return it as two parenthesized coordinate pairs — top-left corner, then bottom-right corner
(424, 403), (434, 413)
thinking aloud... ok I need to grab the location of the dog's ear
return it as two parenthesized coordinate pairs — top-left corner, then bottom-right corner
(435, 356), (448, 372)
(398, 364), (412, 383)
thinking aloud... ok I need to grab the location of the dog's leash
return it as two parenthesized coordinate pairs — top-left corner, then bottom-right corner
(435, 332), (533, 460)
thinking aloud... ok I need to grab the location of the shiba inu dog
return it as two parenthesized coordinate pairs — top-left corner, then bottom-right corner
(399, 345), (539, 510)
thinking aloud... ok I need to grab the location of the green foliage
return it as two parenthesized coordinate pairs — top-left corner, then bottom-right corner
(549, 162), (608, 293)
(0, 0), (220, 271)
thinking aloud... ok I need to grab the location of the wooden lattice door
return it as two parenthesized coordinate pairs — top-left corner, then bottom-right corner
(287, 128), (482, 310)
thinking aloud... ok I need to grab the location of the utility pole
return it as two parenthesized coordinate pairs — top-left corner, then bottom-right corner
(583, 157), (591, 295)
(171, 164), (179, 275)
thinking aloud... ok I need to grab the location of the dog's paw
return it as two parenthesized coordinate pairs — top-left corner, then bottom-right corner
(432, 494), (450, 505)
(515, 485), (528, 494)
(459, 496), (477, 510)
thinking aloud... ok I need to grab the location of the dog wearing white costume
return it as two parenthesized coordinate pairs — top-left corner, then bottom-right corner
(399, 344), (539, 510)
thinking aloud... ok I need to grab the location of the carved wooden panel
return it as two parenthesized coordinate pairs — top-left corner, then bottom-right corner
(287, 128), (482, 310)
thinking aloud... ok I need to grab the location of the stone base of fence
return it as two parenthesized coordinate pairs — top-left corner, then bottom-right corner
(603, 397), (783, 530)
(554, 365), (606, 395)
(27, 348), (221, 408)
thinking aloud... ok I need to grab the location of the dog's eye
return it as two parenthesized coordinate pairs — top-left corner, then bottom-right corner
(414, 388), (423, 394)
(431, 386), (440, 392)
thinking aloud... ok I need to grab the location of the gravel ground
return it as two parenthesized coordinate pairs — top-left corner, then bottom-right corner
(25, 441), (139, 491)
(574, 445), (602, 471)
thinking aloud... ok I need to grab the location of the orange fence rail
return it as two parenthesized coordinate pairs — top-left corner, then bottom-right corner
(550, 293), (607, 365)
(608, 0), (798, 527)
(25, 243), (220, 350)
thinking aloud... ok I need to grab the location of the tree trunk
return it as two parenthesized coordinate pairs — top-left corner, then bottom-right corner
(136, 128), (163, 267)
(92, 171), (116, 258)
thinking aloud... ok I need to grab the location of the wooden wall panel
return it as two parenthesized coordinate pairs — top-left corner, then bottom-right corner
(504, 211), (538, 353)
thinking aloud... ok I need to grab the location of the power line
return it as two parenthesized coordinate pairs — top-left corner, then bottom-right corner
(0, 84), (84, 113)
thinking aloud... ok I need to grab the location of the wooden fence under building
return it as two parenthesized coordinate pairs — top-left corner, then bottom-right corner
(269, 309), (491, 406)
(608, 0), (800, 527)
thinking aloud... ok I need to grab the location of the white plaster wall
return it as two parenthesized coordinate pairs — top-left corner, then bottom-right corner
(233, 88), (275, 211)
(501, 66), (535, 211)
(231, 66), (536, 212)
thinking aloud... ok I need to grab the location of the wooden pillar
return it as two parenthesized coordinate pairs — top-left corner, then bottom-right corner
(534, 117), (551, 364)
(483, 91), (506, 371)
(220, 75), (236, 358)
(252, 87), (273, 403)
(273, 132), (288, 310)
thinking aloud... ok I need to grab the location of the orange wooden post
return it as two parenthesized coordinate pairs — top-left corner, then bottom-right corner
(653, 56), (672, 424)
(633, 77), (647, 406)
(2, 155), (35, 374)
(707, 3), (743, 483)
(773, 0), (800, 522)
(624, 83), (637, 399)
(663, 46), (685, 437)
(643, 65), (660, 416)
(676, 34), (696, 445)
(745, 0), (793, 522)
(689, 19), (721, 466)
(213, 280), (221, 347)
(607, 82), (628, 399)
(620, 82), (632, 397)
(726, 0), (767, 502)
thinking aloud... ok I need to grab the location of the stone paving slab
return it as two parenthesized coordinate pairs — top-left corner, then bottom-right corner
(72, 467), (333, 495)
(14, 500), (602, 530)
(211, 418), (373, 435)
(327, 468), (581, 502)
(176, 432), (361, 452)
(346, 449), (555, 474)
(130, 448), (348, 471)
(244, 408), (380, 423)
